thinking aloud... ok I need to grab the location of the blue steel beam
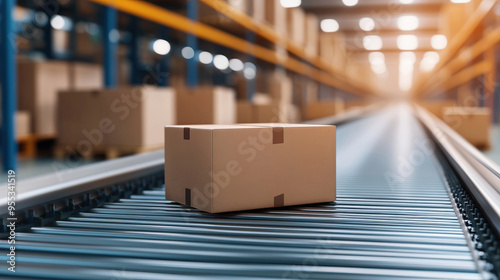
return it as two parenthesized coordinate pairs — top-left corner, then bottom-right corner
(245, 30), (255, 101)
(1, 0), (18, 172)
(102, 6), (118, 88)
(186, 0), (198, 87)
(158, 26), (170, 87)
(128, 16), (141, 85)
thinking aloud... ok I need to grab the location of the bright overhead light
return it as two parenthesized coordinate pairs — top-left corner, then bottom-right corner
(280, 0), (301, 8)
(397, 35), (418, 50)
(243, 62), (256, 79)
(420, 51), (440, 72)
(181, 47), (195, 59)
(152, 39), (171, 55)
(50, 15), (65, 30)
(363, 35), (383, 51)
(399, 0), (414, 4)
(399, 52), (415, 91)
(397, 15), (419, 31)
(198, 51), (213, 64)
(320, 19), (339, 33)
(371, 63), (387, 74)
(431, 34), (447, 50)
(423, 51), (440, 64)
(359, 17), (375, 32)
(368, 52), (385, 65)
(451, 0), (471, 3)
(213, 54), (229, 70)
(342, 0), (358, 6)
(229, 58), (244, 71)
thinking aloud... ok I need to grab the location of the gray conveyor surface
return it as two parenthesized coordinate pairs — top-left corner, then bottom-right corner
(0, 105), (486, 279)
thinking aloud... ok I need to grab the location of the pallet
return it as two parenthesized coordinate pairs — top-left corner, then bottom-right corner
(17, 134), (56, 158)
(54, 144), (163, 160)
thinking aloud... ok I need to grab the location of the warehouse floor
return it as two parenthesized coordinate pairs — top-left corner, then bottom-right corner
(2, 124), (500, 183)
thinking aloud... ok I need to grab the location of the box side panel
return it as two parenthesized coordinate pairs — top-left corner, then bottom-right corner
(211, 126), (335, 213)
(165, 127), (213, 212)
(37, 62), (71, 135)
(16, 61), (36, 133)
(214, 87), (236, 124)
(142, 88), (176, 147)
(177, 88), (214, 124)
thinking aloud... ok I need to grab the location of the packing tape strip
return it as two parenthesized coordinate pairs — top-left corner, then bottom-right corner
(274, 194), (284, 207)
(185, 188), (192, 207)
(272, 127), (284, 144)
(184, 127), (190, 140)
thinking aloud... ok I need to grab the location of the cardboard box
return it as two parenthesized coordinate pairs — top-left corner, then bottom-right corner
(69, 62), (103, 89)
(18, 60), (71, 135)
(420, 100), (456, 119)
(320, 32), (347, 70)
(58, 86), (176, 150)
(443, 107), (491, 149)
(268, 73), (293, 105)
(15, 111), (30, 138)
(303, 100), (345, 120)
(18, 60), (104, 136)
(287, 8), (306, 46)
(305, 13), (319, 57)
(237, 101), (282, 123)
(165, 124), (336, 213)
(177, 86), (236, 125)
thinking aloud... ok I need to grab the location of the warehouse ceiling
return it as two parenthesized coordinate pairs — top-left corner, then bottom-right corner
(302, 0), (448, 53)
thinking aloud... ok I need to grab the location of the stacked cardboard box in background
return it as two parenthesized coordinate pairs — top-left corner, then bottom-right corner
(442, 107), (491, 149)
(287, 7), (305, 46)
(177, 86), (236, 125)
(320, 32), (347, 71)
(17, 60), (103, 136)
(420, 100), (457, 119)
(303, 99), (345, 120)
(57, 86), (176, 155)
(305, 14), (319, 57)
(251, 0), (286, 35)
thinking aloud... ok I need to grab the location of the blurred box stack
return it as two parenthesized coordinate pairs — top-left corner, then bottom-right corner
(57, 86), (176, 159)
(443, 107), (491, 150)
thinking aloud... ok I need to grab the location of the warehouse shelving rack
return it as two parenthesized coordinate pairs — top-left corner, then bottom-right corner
(413, 0), (500, 122)
(0, 0), (376, 172)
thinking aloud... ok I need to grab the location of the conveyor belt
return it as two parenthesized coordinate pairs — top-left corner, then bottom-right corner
(0, 104), (495, 279)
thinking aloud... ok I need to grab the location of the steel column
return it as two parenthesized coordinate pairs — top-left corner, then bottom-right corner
(102, 6), (118, 88)
(245, 30), (255, 101)
(186, 0), (198, 87)
(158, 26), (170, 87)
(128, 16), (141, 85)
(1, 0), (18, 172)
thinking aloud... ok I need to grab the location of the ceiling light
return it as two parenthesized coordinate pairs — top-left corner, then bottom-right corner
(451, 0), (471, 3)
(213, 54), (229, 70)
(181, 47), (195, 59)
(320, 19), (339, 33)
(229, 58), (244, 71)
(342, 0), (358, 6)
(397, 15), (419, 31)
(420, 51), (440, 72)
(431, 34), (447, 50)
(359, 17), (375, 32)
(50, 15), (65, 30)
(198, 51), (213, 64)
(363, 35), (383, 51)
(397, 35), (418, 50)
(371, 63), (387, 74)
(152, 39), (171, 55)
(399, 0), (414, 4)
(399, 52), (415, 91)
(368, 52), (385, 65)
(243, 62), (256, 79)
(280, 0), (301, 8)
